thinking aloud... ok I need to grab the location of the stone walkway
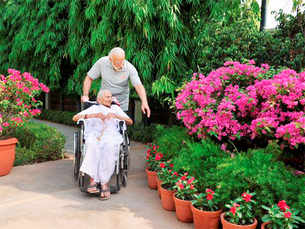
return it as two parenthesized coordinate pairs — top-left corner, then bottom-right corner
(0, 120), (193, 229)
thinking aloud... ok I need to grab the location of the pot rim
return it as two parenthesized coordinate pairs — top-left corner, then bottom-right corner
(0, 137), (18, 146)
(220, 212), (258, 227)
(191, 204), (222, 214)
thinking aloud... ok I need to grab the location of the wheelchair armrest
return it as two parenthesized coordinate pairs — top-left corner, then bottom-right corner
(77, 119), (85, 127)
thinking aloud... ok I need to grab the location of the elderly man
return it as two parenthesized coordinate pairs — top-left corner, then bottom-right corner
(73, 89), (133, 200)
(81, 47), (151, 118)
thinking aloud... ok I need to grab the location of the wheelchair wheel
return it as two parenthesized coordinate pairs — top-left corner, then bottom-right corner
(73, 131), (81, 182)
(121, 170), (128, 187)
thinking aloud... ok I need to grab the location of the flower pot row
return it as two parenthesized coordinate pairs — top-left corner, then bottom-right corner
(147, 168), (280, 229)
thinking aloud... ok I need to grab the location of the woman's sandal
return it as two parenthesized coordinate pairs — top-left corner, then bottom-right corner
(99, 189), (111, 201)
(87, 183), (100, 194)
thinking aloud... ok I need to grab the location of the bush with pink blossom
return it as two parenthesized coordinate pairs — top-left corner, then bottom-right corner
(0, 69), (49, 138)
(176, 61), (305, 151)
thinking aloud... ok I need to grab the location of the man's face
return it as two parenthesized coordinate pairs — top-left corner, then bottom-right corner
(110, 54), (125, 72)
(98, 91), (112, 107)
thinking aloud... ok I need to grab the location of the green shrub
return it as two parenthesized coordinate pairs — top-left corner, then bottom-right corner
(153, 124), (192, 160)
(37, 109), (77, 126)
(127, 123), (157, 143)
(204, 148), (305, 219)
(12, 121), (65, 165)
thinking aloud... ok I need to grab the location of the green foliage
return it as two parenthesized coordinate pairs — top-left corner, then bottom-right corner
(13, 121), (65, 166)
(0, 0), (260, 100)
(37, 109), (77, 126)
(127, 123), (157, 143)
(153, 124), (191, 160)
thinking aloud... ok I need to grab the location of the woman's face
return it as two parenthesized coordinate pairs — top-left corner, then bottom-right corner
(98, 91), (112, 107)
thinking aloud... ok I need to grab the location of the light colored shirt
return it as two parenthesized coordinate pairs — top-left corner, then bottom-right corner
(88, 56), (142, 111)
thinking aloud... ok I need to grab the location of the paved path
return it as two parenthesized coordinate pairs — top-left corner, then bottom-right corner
(0, 121), (193, 229)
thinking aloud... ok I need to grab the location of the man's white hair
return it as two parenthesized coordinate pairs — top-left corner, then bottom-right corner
(109, 47), (125, 57)
(97, 89), (112, 98)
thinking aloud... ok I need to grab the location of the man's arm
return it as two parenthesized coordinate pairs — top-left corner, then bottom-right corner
(134, 84), (151, 118)
(81, 76), (93, 102)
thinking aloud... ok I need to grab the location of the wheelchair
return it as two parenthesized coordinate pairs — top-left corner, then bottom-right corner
(73, 101), (130, 195)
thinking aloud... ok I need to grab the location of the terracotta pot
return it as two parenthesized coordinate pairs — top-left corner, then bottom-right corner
(0, 138), (18, 176)
(145, 168), (157, 189)
(191, 204), (222, 229)
(160, 185), (175, 211)
(221, 213), (257, 229)
(261, 222), (271, 229)
(173, 195), (193, 223)
(156, 175), (161, 198)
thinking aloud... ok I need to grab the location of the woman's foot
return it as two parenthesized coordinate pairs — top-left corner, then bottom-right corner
(87, 182), (99, 194)
(99, 184), (111, 200)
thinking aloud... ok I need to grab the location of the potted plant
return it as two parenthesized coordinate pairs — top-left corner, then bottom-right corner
(191, 188), (222, 229)
(0, 69), (49, 176)
(173, 172), (197, 222)
(221, 192), (258, 229)
(261, 200), (305, 229)
(145, 143), (163, 189)
(157, 161), (177, 211)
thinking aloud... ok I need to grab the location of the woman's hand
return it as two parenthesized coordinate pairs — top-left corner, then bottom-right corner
(105, 113), (117, 120)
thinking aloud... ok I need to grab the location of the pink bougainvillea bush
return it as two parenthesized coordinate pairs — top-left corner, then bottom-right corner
(0, 69), (49, 138)
(176, 61), (305, 151)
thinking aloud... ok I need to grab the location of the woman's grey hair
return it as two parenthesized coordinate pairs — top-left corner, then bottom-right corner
(108, 47), (125, 57)
(97, 89), (111, 98)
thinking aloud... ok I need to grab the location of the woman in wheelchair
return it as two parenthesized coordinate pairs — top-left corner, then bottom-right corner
(72, 89), (133, 200)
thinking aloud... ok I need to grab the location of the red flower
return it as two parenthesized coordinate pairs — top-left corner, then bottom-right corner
(284, 211), (292, 218)
(206, 188), (215, 195)
(160, 162), (166, 168)
(230, 207), (237, 216)
(155, 153), (163, 161)
(173, 172), (179, 176)
(187, 177), (195, 184)
(179, 184), (184, 189)
(153, 145), (156, 150)
(278, 200), (290, 212)
(180, 176), (187, 181)
(206, 193), (213, 200)
(242, 192), (252, 202)
(233, 203), (240, 207)
(169, 164), (174, 168)
(190, 184), (194, 190)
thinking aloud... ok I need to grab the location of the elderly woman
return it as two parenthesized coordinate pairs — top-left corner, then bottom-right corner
(73, 89), (133, 200)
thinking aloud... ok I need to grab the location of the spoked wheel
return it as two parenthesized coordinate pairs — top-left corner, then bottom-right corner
(121, 170), (128, 187)
(73, 131), (81, 183)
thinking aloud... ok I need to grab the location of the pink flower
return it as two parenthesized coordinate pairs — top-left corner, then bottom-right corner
(2, 122), (9, 127)
(159, 163), (166, 168)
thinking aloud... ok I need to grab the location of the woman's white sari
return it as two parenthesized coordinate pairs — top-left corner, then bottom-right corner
(77, 104), (128, 184)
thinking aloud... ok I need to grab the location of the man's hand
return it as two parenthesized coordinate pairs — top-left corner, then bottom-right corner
(81, 95), (89, 103)
(141, 103), (151, 118)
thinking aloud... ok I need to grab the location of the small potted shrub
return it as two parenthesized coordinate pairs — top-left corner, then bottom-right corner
(157, 161), (178, 211)
(191, 188), (222, 229)
(173, 172), (197, 222)
(221, 192), (258, 229)
(145, 144), (163, 189)
(0, 69), (49, 176)
(262, 200), (305, 229)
